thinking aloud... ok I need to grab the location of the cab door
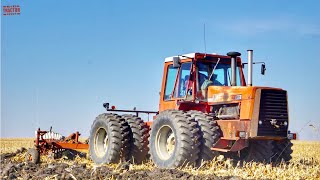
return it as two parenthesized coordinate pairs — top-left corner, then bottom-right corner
(159, 62), (192, 112)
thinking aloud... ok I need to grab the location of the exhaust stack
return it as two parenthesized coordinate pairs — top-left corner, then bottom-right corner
(247, 50), (253, 86)
(227, 51), (241, 86)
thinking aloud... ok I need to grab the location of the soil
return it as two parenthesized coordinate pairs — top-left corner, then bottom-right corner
(0, 149), (239, 180)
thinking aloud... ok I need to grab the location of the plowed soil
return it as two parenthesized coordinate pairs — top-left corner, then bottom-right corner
(0, 148), (236, 180)
(2, 140), (319, 179)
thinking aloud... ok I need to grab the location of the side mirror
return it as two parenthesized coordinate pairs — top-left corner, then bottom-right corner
(261, 64), (266, 75)
(172, 57), (181, 68)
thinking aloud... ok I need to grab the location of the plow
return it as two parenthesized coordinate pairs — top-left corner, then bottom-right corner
(26, 127), (88, 164)
(26, 50), (297, 168)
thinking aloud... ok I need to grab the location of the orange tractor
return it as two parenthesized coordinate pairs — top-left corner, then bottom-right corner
(89, 50), (296, 168)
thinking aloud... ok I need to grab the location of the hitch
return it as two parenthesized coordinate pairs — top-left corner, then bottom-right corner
(103, 102), (158, 117)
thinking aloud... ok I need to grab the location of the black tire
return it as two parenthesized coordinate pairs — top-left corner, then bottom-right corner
(25, 148), (40, 164)
(149, 110), (200, 168)
(187, 110), (220, 164)
(238, 140), (274, 163)
(271, 139), (293, 163)
(123, 114), (150, 164)
(89, 113), (130, 164)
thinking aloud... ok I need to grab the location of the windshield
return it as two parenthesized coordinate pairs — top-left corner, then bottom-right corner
(197, 61), (241, 90)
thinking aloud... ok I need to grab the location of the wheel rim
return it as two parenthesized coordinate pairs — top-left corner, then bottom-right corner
(155, 125), (176, 160)
(94, 128), (108, 157)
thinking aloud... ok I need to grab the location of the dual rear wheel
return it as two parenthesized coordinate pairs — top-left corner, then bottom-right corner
(89, 113), (149, 164)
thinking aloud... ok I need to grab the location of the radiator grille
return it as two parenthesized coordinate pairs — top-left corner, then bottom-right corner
(257, 89), (288, 137)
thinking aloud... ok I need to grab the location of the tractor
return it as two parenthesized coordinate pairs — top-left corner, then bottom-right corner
(88, 50), (296, 168)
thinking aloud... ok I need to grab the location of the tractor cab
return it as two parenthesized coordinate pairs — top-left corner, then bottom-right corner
(159, 52), (246, 111)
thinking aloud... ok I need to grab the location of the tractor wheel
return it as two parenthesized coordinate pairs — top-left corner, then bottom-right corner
(271, 139), (293, 163)
(25, 148), (40, 164)
(238, 140), (274, 163)
(123, 114), (150, 164)
(89, 113), (130, 164)
(149, 110), (200, 168)
(187, 110), (220, 164)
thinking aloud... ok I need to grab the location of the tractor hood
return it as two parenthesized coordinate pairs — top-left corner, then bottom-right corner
(207, 86), (283, 105)
(206, 85), (285, 120)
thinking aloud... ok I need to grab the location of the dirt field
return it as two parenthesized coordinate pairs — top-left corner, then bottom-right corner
(0, 138), (319, 179)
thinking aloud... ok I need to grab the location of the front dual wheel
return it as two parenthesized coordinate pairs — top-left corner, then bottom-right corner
(224, 139), (293, 164)
(89, 113), (130, 164)
(149, 110), (201, 168)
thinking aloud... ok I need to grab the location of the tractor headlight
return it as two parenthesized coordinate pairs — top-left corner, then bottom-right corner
(231, 94), (242, 100)
(239, 131), (247, 138)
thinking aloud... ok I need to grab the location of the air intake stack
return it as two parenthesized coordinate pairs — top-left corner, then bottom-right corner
(227, 51), (241, 86)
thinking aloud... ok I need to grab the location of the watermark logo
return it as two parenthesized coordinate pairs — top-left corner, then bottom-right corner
(2, 5), (20, 16)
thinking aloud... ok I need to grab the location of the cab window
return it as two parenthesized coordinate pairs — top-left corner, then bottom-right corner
(164, 65), (178, 100)
(197, 61), (241, 89)
(175, 62), (191, 98)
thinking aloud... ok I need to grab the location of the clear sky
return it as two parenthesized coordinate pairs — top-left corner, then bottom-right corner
(1, 0), (320, 140)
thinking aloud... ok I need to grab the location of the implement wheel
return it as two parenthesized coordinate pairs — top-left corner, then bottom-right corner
(123, 115), (150, 164)
(89, 113), (130, 164)
(25, 148), (40, 164)
(149, 110), (200, 168)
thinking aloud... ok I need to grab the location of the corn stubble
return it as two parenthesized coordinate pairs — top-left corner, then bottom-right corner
(1, 139), (319, 179)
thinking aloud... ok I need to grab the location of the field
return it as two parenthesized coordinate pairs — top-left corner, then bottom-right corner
(0, 138), (319, 179)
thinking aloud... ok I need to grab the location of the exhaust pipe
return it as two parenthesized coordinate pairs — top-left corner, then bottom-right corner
(227, 51), (241, 86)
(247, 50), (253, 86)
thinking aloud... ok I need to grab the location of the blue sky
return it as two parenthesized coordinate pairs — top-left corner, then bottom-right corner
(1, 1), (320, 140)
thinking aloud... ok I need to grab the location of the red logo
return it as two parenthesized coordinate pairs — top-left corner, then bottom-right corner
(2, 5), (20, 16)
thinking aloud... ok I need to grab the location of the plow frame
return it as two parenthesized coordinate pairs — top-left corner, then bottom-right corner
(34, 128), (89, 156)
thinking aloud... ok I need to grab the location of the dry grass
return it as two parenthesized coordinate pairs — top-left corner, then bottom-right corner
(183, 140), (320, 179)
(0, 138), (34, 154)
(1, 138), (319, 179)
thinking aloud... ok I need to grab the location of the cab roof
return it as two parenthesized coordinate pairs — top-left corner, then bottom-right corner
(164, 52), (241, 63)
